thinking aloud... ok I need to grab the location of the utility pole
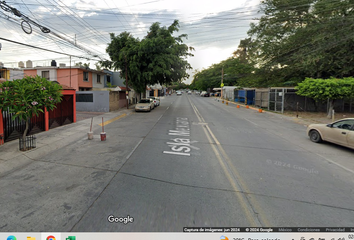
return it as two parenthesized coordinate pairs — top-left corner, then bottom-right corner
(69, 56), (71, 87)
(221, 67), (224, 99)
(125, 55), (128, 109)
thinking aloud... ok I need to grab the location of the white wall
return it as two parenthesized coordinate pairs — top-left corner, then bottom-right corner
(36, 68), (57, 81)
(10, 69), (24, 80)
(92, 73), (104, 89)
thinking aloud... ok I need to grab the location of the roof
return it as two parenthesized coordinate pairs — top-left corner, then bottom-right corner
(113, 86), (131, 91)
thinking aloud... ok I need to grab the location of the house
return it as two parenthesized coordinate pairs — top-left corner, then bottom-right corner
(149, 83), (166, 97)
(102, 69), (114, 88)
(0, 79), (76, 145)
(23, 60), (107, 91)
(76, 86), (131, 112)
(0, 66), (24, 81)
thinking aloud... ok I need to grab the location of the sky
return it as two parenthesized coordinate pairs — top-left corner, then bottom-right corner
(0, 0), (261, 84)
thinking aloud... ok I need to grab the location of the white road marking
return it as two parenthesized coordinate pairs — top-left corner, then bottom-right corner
(126, 138), (143, 160)
(163, 151), (190, 156)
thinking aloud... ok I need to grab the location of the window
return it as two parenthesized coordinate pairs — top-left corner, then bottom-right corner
(83, 72), (89, 82)
(97, 75), (101, 84)
(332, 120), (354, 130)
(107, 75), (111, 83)
(76, 94), (93, 102)
(42, 71), (50, 80)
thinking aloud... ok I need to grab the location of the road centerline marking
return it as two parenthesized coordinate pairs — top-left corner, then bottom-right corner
(187, 96), (270, 227)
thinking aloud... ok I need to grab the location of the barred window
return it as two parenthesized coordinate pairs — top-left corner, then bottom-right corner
(76, 94), (93, 102)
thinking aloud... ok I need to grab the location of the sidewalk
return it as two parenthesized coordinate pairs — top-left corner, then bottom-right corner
(0, 106), (135, 163)
(214, 97), (339, 127)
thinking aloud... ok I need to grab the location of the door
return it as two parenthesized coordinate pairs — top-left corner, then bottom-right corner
(347, 125), (354, 149)
(326, 120), (354, 147)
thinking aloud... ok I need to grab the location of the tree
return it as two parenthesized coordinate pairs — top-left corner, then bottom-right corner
(75, 62), (90, 68)
(140, 21), (194, 86)
(190, 57), (254, 90)
(247, 0), (354, 85)
(100, 20), (194, 95)
(100, 32), (143, 92)
(0, 76), (62, 149)
(295, 77), (354, 118)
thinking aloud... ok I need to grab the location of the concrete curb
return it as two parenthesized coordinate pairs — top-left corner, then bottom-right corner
(214, 97), (324, 127)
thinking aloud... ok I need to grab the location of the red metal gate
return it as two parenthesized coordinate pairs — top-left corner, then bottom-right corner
(2, 108), (45, 142)
(49, 95), (73, 129)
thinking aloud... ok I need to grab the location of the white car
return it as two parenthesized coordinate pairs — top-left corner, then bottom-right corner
(200, 91), (207, 96)
(149, 97), (160, 106)
(176, 91), (182, 96)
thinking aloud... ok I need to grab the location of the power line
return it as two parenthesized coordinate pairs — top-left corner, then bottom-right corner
(0, 37), (101, 60)
(0, 0), (50, 34)
(0, 12), (106, 58)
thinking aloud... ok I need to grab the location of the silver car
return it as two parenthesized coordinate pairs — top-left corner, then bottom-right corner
(135, 98), (155, 112)
(307, 118), (354, 149)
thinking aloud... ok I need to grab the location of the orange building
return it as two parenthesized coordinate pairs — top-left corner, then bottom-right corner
(23, 62), (106, 91)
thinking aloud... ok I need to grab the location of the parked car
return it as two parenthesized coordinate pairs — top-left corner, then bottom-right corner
(135, 98), (155, 112)
(307, 118), (354, 149)
(176, 91), (182, 96)
(200, 91), (209, 97)
(149, 97), (160, 106)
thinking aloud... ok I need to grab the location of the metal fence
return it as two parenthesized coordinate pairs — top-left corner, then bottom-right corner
(268, 88), (354, 113)
(19, 135), (37, 151)
(254, 89), (269, 108)
(2, 108), (45, 143)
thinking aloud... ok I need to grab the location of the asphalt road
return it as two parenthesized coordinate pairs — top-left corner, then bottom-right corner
(1, 94), (354, 232)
